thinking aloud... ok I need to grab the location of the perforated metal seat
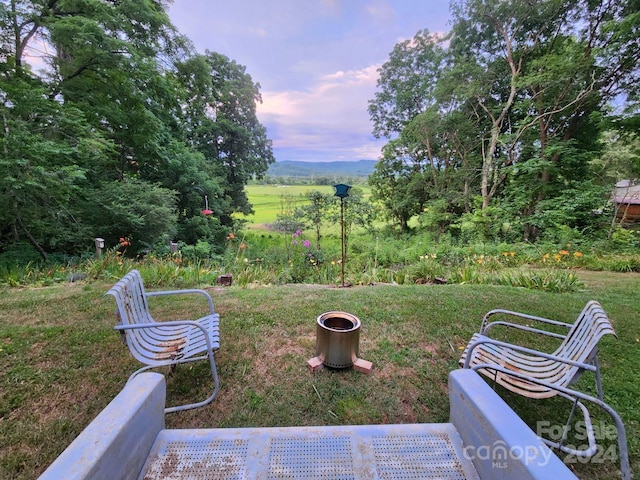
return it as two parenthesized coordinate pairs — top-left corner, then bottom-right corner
(106, 269), (220, 413)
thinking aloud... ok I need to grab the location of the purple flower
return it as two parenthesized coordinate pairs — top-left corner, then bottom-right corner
(304, 239), (310, 247)
(294, 230), (302, 237)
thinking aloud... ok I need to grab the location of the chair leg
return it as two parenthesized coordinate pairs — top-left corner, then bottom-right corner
(540, 395), (597, 458)
(127, 354), (220, 413)
(594, 355), (604, 401)
(164, 350), (220, 414)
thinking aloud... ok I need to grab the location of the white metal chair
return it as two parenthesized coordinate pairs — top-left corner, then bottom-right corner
(460, 300), (615, 400)
(459, 301), (629, 479)
(106, 270), (220, 413)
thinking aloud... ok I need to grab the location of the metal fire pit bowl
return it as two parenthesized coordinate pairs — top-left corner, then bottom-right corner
(308, 311), (372, 373)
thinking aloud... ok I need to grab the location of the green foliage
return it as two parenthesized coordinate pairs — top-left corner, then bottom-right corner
(529, 182), (610, 240)
(607, 228), (640, 252)
(88, 179), (179, 255)
(1, 0), (273, 262)
(369, 0), (640, 242)
(175, 52), (275, 222)
(492, 269), (582, 293)
(295, 190), (333, 249)
(453, 206), (518, 243)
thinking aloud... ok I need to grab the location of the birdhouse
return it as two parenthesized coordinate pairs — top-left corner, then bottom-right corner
(334, 184), (351, 198)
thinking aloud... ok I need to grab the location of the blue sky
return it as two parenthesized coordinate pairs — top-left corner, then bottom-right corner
(168, 1), (452, 162)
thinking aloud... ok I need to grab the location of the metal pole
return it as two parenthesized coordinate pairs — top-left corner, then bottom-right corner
(341, 197), (345, 287)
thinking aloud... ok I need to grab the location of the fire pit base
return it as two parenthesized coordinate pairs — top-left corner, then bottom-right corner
(307, 356), (373, 374)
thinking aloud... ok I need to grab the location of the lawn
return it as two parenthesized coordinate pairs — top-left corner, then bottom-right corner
(0, 270), (638, 479)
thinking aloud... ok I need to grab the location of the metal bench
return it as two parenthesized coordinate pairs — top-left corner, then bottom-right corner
(38, 370), (578, 480)
(460, 300), (629, 479)
(106, 269), (220, 413)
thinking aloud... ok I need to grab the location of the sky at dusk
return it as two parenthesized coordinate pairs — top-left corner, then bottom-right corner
(168, 1), (452, 162)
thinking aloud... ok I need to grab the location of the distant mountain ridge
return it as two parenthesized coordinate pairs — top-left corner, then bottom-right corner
(267, 160), (377, 177)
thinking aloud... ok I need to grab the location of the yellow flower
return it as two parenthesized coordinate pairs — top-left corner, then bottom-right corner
(502, 252), (509, 256)
(554, 254), (562, 261)
(477, 258), (483, 264)
(510, 251), (516, 257)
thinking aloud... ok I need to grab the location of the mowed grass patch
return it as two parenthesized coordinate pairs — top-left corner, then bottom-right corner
(0, 272), (638, 479)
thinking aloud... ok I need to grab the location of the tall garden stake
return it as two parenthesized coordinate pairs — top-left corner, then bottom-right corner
(334, 184), (351, 287)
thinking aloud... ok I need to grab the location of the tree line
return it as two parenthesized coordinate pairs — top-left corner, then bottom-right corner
(1, 0), (274, 260)
(2, 0), (639, 265)
(368, 0), (639, 242)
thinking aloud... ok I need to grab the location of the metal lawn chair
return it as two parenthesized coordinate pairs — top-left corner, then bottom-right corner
(459, 300), (629, 480)
(106, 269), (220, 413)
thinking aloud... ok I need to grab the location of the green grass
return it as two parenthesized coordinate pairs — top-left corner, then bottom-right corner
(238, 184), (372, 228)
(238, 185), (336, 227)
(0, 271), (638, 479)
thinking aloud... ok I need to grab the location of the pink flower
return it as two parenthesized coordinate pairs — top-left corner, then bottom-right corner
(304, 240), (310, 247)
(201, 209), (213, 215)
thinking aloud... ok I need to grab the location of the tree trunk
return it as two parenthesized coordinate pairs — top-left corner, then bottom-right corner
(17, 216), (48, 261)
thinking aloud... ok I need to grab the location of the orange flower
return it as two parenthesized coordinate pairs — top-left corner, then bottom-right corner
(559, 250), (569, 255)
(573, 252), (583, 258)
(239, 242), (246, 250)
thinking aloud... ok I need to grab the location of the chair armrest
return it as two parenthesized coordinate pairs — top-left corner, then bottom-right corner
(462, 336), (597, 372)
(466, 363), (630, 480)
(481, 309), (572, 337)
(145, 289), (215, 314)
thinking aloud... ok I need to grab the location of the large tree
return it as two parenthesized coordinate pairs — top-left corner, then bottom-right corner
(175, 51), (275, 226)
(1, 0), (275, 258)
(369, 0), (640, 241)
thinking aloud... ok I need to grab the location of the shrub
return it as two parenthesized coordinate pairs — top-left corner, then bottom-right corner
(493, 269), (583, 293)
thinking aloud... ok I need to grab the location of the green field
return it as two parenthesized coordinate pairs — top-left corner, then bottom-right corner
(238, 185), (371, 228)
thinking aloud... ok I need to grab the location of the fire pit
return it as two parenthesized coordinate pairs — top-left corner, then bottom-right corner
(307, 311), (372, 373)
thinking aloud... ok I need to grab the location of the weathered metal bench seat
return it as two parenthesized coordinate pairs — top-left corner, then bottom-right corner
(39, 370), (578, 480)
(106, 269), (220, 413)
